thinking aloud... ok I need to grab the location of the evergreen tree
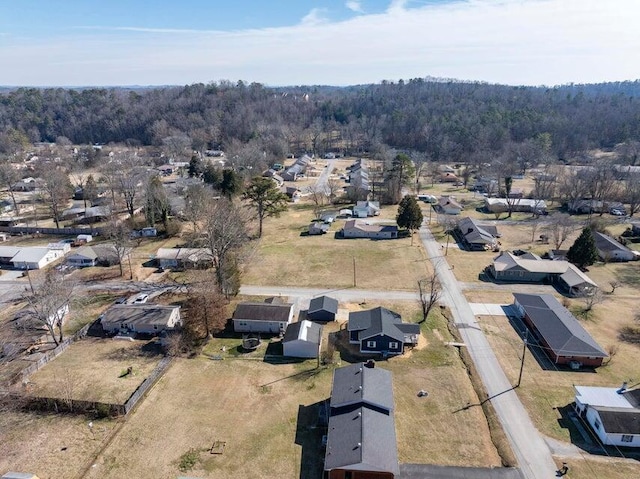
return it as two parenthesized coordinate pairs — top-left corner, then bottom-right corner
(243, 177), (288, 237)
(396, 195), (423, 244)
(220, 169), (243, 198)
(567, 227), (599, 269)
(188, 155), (204, 178)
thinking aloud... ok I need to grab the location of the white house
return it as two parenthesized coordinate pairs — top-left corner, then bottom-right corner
(232, 301), (294, 334)
(342, 220), (398, 239)
(353, 201), (380, 218)
(282, 320), (323, 358)
(100, 304), (182, 335)
(11, 247), (65, 270)
(574, 385), (640, 447)
(435, 196), (462, 215)
(593, 232), (637, 262)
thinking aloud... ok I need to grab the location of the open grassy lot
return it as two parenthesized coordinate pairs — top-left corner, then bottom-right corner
(28, 337), (163, 404)
(243, 204), (430, 290)
(84, 306), (502, 479)
(0, 410), (117, 479)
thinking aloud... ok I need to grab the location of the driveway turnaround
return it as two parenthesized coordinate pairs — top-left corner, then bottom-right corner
(419, 225), (557, 479)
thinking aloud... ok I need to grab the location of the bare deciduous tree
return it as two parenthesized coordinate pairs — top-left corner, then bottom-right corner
(581, 289), (604, 314)
(40, 168), (72, 229)
(202, 198), (248, 295)
(22, 272), (75, 346)
(183, 183), (210, 236)
(545, 213), (577, 250)
(0, 158), (21, 214)
(183, 272), (229, 340)
(103, 218), (133, 278)
(418, 274), (442, 323)
(608, 280), (622, 294)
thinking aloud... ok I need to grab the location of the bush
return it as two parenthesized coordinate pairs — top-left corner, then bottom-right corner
(178, 448), (200, 472)
(164, 219), (182, 237)
(619, 325), (640, 344)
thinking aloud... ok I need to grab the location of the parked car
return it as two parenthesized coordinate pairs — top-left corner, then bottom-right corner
(133, 294), (149, 304)
(610, 208), (626, 216)
(114, 297), (128, 304)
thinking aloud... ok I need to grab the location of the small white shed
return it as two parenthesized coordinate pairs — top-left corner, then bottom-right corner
(282, 320), (322, 358)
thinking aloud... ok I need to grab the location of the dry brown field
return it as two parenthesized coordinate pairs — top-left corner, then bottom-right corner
(28, 337), (163, 404)
(242, 203), (430, 290)
(0, 411), (117, 479)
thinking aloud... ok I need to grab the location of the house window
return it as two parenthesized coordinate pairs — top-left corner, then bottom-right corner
(389, 342), (399, 349)
(594, 419), (601, 430)
(366, 340), (376, 348)
(622, 435), (634, 443)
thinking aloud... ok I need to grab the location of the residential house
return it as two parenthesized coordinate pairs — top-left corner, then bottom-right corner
(307, 295), (339, 322)
(434, 195), (462, 215)
(574, 385), (640, 447)
(348, 307), (420, 356)
(488, 251), (598, 296)
(100, 304), (182, 335)
(593, 231), (636, 262)
(347, 161), (371, 201)
(440, 172), (459, 183)
(455, 217), (499, 251)
(613, 164), (640, 179)
(567, 199), (604, 215)
(281, 155), (311, 181)
(0, 246), (21, 265)
(232, 300), (294, 334)
(513, 293), (608, 367)
(155, 247), (213, 270)
(484, 198), (547, 214)
(11, 247), (66, 270)
(353, 201), (380, 218)
(282, 320), (322, 358)
(342, 220), (398, 239)
(308, 222), (330, 235)
(324, 362), (399, 479)
(284, 186), (301, 202)
(67, 246), (98, 267)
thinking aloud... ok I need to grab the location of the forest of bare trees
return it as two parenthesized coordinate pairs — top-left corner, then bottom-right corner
(3, 79), (640, 166)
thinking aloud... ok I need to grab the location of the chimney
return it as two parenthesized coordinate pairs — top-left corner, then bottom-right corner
(616, 382), (628, 394)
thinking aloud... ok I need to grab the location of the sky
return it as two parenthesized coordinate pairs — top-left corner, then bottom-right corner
(0, 0), (639, 87)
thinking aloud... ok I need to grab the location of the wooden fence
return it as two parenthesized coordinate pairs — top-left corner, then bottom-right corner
(17, 323), (91, 385)
(0, 226), (103, 236)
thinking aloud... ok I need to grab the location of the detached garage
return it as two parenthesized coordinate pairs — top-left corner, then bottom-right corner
(283, 320), (322, 358)
(307, 295), (338, 322)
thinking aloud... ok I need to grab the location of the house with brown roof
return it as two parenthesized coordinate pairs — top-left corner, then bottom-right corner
(232, 300), (294, 334)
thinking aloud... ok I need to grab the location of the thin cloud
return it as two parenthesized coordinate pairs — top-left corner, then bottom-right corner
(1, 0), (639, 87)
(346, 1), (364, 13)
(300, 8), (328, 26)
(387, 0), (408, 13)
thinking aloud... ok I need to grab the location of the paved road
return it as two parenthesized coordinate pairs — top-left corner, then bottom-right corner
(419, 225), (557, 479)
(240, 284), (419, 302)
(314, 158), (336, 192)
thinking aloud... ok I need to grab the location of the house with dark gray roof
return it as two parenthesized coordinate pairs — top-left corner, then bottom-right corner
(232, 300), (294, 334)
(455, 217), (499, 251)
(513, 293), (608, 368)
(282, 320), (322, 358)
(348, 307), (420, 356)
(307, 295), (338, 322)
(593, 231), (636, 262)
(574, 385), (640, 447)
(324, 362), (399, 479)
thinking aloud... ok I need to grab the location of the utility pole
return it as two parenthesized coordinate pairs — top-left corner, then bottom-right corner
(445, 227), (451, 256)
(516, 330), (528, 388)
(352, 256), (356, 287)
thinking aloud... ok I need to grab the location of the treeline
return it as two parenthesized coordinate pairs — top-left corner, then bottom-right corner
(2, 78), (640, 161)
